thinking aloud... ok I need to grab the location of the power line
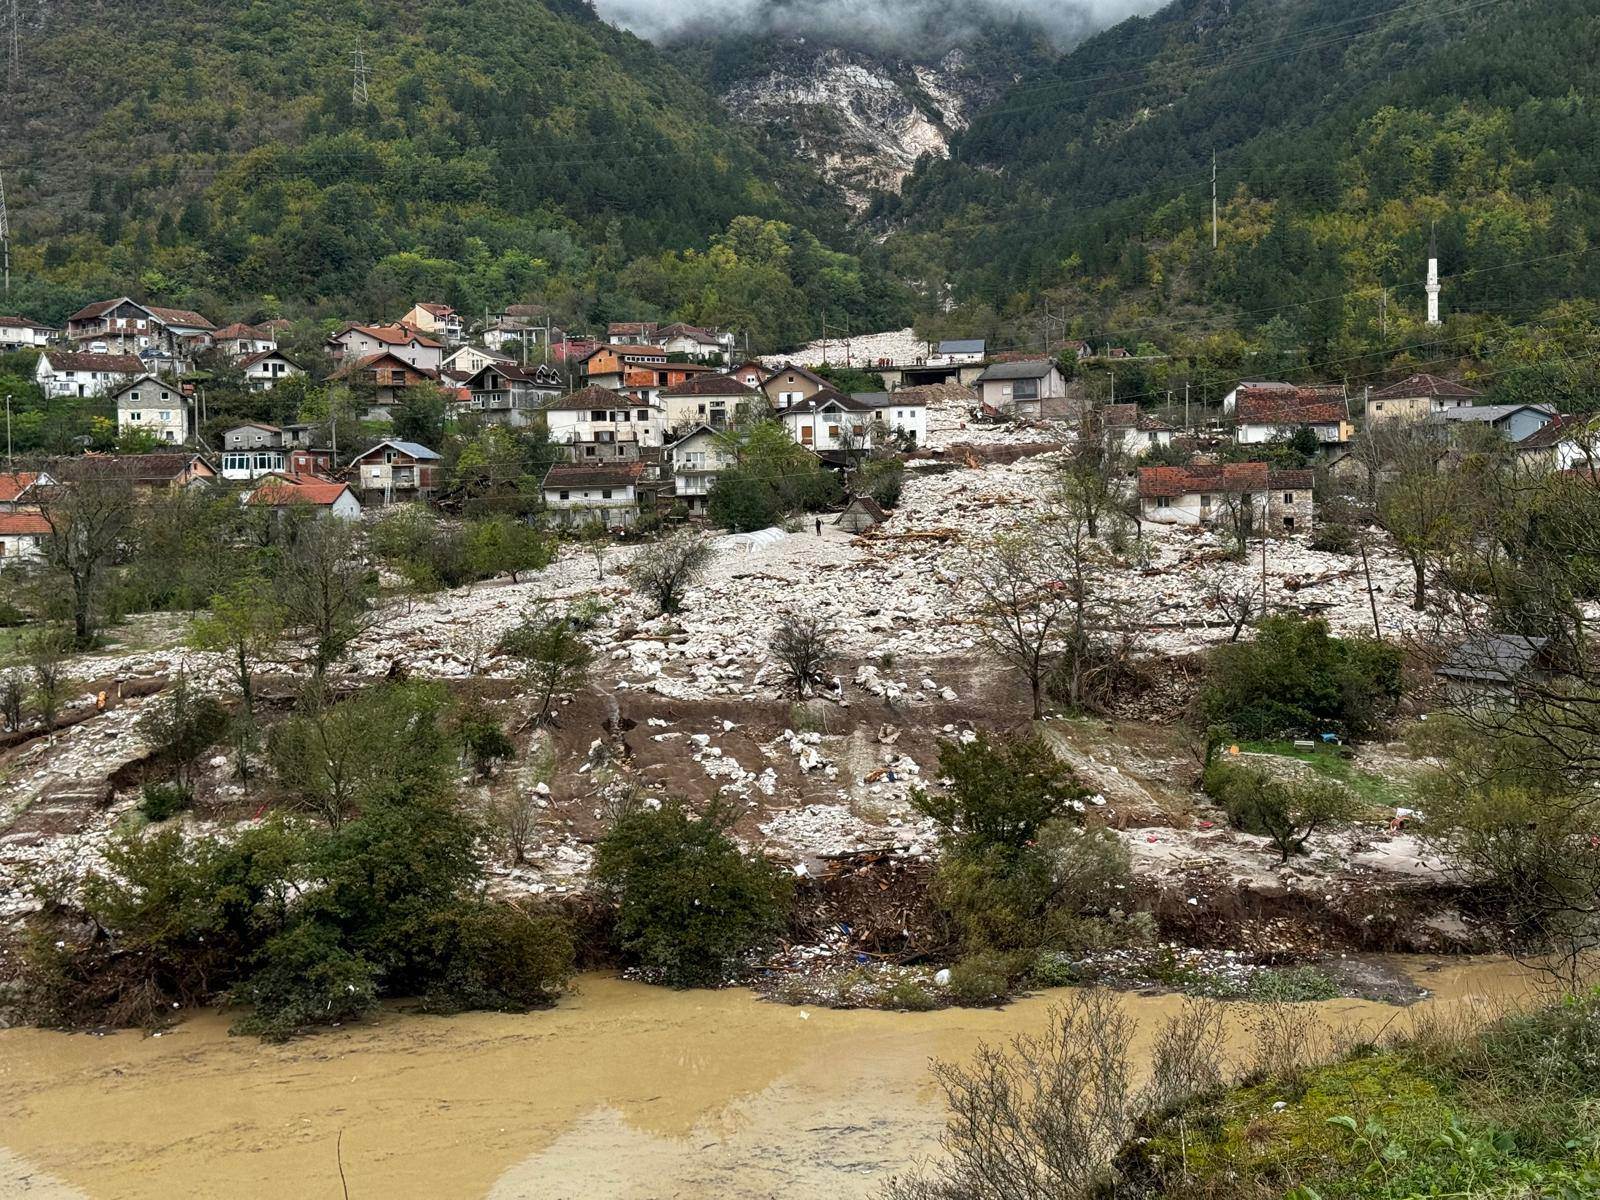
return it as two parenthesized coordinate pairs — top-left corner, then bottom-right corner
(350, 44), (369, 108)
(0, 168), (10, 295)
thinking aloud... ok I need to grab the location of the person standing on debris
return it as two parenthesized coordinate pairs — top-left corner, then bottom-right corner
(815, 517), (822, 536)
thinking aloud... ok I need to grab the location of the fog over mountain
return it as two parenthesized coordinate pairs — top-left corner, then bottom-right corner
(592, 0), (1166, 48)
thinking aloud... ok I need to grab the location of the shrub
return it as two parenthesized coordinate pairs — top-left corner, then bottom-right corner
(138, 780), (193, 822)
(1309, 523), (1356, 554)
(593, 801), (793, 988)
(1200, 615), (1402, 741)
(137, 673), (230, 788)
(625, 531), (714, 616)
(498, 608), (594, 723)
(230, 921), (379, 1040)
(1205, 762), (1356, 862)
(913, 731), (1086, 853)
(769, 612), (837, 698)
(418, 902), (575, 1013)
(946, 950), (1029, 1007)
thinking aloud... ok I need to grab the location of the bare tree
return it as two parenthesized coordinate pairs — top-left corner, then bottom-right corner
(0, 670), (23, 733)
(272, 519), (383, 683)
(968, 526), (1075, 721)
(488, 792), (540, 866)
(626, 530), (713, 616)
(1378, 438), (1467, 610)
(1056, 421), (1123, 541)
(882, 990), (1134, 1200)
(1203, 568), (1259, 642)
(26, 627), (72, 738)
(770, 612), (837, 698)
(34, 472), (135, 646)
(499, 608), (594, 725)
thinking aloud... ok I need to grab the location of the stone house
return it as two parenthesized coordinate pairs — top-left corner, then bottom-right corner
(111, 374), (189, 444)
(973, 360), (1067, 419)
(1137, 463), (1314, 535)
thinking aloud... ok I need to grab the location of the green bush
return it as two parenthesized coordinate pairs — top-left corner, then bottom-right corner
(138, 780), (193, 822)
(418, 902), (575, 1013)
(1308, 523), (1356, 554)
(1204, 762), (1356, 862)
(1200, 615), (1402, 741)
(593, 801), (793, 988)
(914, 732), (1087, 852)
(947, 950), (1029, 1007)
(230, 921), (379, 1041)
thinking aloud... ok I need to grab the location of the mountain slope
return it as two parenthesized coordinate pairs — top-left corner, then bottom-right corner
(0, 0), (903, 338)
(887, 0), (1600, 342)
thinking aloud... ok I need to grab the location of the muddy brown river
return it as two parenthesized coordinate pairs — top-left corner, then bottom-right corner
(0, 959), (1538, 1200)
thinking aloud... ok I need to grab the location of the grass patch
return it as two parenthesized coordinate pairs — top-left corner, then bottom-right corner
(1239, 740), (1410, 811)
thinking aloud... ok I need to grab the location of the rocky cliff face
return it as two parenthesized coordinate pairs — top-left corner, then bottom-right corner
(714, 40), (1020, 211)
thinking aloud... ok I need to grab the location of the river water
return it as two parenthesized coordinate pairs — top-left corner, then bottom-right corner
(0, 959), (1538, 1200)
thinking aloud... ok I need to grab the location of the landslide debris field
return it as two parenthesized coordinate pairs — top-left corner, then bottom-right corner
(0, 403), (1473, 984)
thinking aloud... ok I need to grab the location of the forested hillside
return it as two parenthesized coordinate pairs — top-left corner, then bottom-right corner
(887, 0), (1600, 378)
(0, 0), (909, 344)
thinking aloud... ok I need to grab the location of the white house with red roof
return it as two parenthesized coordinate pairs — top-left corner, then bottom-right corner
(0, 315), (58, 347)
(239, 349), (304, 390)
(325, 323), (443, 372)
(243, 474), (361, 521)
(0, 511), (51, 564)
(400, 303), (465, 345)
(36, 349), (145, 397)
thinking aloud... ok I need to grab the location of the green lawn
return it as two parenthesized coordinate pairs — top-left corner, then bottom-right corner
(1239, 740), (1412, 811)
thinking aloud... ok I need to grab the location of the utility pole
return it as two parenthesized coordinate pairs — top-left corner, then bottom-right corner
(1211, 151), (1218, 250)
(350, 44), (370, 108)
(1379, 286), (1388, 340)
(7, 0), (18, 83)
(1183, 380), (1190, 430)
(0, 169), (10, 295)
(4, 393), (12, 467)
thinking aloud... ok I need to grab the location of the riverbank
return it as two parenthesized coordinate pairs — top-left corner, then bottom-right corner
(0, 959), (1539, 1200)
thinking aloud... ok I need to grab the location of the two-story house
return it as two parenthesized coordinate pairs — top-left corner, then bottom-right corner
(1137, 463), (1314, 534)
(111, 375), (190, 444)
(760, 363), (830, 408)
(664, 424), (739, 515)
(0, 315), (58, 347)
(659, 374), (764, 434)
(1430, 403), (1556, 443)
(541, 461), (649, 528)
(973, 360), (1067, 419)
(1364, 374), (1480, 424)
(655, 322), (732, 361)
(239, 350), (304, 390)
(775, 389), (885, 459)
(325, 323), (443, 372)
(399, 303), (465, 345)
(443, 344), (515, 379)
(848, 392), (929, 448)
(1233, 387), (1353, 449)
(64, 299), (215, 363)
(1101, 403), (1176, 457)
(210, 322), (279, 360)
(465, 362), (565, 428)
(329, 351), (441, 422)
(348, 440), (442, 502)
(35, 350), (144, 398)
(220, 424), (288, 480)
(544, 385), (668, 457)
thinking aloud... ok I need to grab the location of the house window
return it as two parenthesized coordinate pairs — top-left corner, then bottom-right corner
(1283, 517), (1296, 530)
(827, 425), (841, 439)
(601, 489), (613, 500)
(1283, 492), (1295, 503)
(590, 410), (606, 421)
(558, 490), (570, 501)
(1013, 379), (1040, 401)
(1375, 403), (1384, 411)
(636, 409), (648, 420)
(129, 411), (142, 421)
(160, 411), (171, 421)
(1200, 494), (1211, 507)
(129, 390), (140, 401)
(584, 446), (596, 457)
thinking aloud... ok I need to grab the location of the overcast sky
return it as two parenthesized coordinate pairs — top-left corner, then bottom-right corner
(591, 0), (1167, 47)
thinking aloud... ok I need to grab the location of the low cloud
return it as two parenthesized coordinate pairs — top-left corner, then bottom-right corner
(593, 0), (1165, 49)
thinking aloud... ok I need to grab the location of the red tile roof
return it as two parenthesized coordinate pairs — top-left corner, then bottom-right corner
(545, 461), (647, 488)
(416, 302), (456, 317)
(0, 472), (42, 503)
(246, 477), (356, 508)
(544, 385), (638, 412)
(0, 512), (50, 536)
(331, 323), (442, 349)
(42, 350), (145, 374)
(0, 314), (55, 331)
(1139, 462), (1269, 498)
(145, 306), (215, 330)
(1234, 386), (1348, 425)
(659, 373), (761, 398)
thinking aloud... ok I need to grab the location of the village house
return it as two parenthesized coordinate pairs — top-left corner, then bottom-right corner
(111, 374), (190, 444)
(664, 423), (738, 515)
(0, 511), (51, 565)
(243, 475), (362, 521)
(936, 339), (987, 364)
(465, 362), (565, 428)
(1137, 463), (1314, 534)
(581, 344), (669, 388)
(399, 303), (465, 345)
(845, 392), (929, 447)
(1430, 403), (1556, 443)
(1233, 386), (1353, 449)
(0, 470), (50, 512)
(64, 299), (215, 364)
(325, 323), (444, 372)
(329, 351), (440, 422)
(35, 349), (144, 398)
(973, 360), (1068, 419)
(443, 344), (515, 379)
(220, 424), (288, 480)
(56, 452), (217, 495)
(1101, 403), (1175, 457)
(348, 440), (441, 503)
(760, 363), (831, 408)
(1363, 373), (1480, 423)
(1516, 414), (1599, 472)
(1436, 633), (1555, 702)
(607, 322), (658, 345)
(544, 385), (668, 457)
(774, 389), (889, 458)
(485, 313), (562, 357)
(541, 461), (649, 528)
(654, 322), (732, 361)
(239, 349), (304, 390)
(729, 360), (769, 390)
(0, 315), (57, 347)
(210, 322), (279, 360)
(660, 374), (764, 434)
(287, 446), (337, 478)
